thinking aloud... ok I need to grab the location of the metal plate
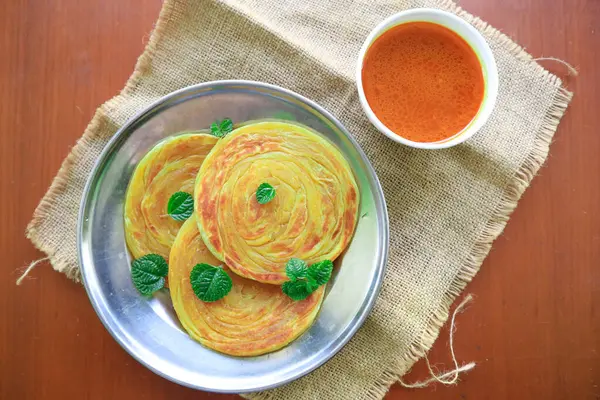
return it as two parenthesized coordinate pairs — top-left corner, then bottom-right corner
(78, 81), (388, 393)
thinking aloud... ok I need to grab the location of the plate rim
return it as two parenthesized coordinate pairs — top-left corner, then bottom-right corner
(77, 80), (389, 393)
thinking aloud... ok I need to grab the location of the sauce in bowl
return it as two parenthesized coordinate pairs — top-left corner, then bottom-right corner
(361, 22), (485, 143)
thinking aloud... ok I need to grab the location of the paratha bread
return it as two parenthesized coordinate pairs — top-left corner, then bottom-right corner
(124, 133), (218, 260)
(169, 216), (325, 356)
(195, 121), (359, 284)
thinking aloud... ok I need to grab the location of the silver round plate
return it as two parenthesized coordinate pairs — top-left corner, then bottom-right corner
(78, 81), (388, 393)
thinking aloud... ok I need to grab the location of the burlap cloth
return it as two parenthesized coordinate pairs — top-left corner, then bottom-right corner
(26, 0), (572, 398)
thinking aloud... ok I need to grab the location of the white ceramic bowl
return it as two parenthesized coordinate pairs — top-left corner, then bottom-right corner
(356, 8), (498, 149)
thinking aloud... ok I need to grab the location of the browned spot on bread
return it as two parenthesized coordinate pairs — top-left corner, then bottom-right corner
(271, 243), (292, 253)
(346, 186), (357, 204)
(303, 234), (320, 252)
(343, 209), (357, 239)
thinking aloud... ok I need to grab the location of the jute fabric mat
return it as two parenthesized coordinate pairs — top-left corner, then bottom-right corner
(26, 0), (572, 398)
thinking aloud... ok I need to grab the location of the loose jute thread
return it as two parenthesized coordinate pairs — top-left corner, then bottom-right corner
(16, 257), (50, 285)
(399, 294), (476, 388)
(533, 57), (579, 76)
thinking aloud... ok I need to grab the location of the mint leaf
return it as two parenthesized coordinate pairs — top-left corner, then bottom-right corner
(305, 274), (320, 292)
(282, 280), (312, 301)
(135, 277), (165, 296)
(210, 118), (234, 138)
(308, 260), (333, 286)
(285, 258), (308, 281)
(131, 254), (168, 296)
(190, 264), (232, 302)
(167, 192), (193, 221)
(256, 182), (276, 204)
(282, 258), (334, 301)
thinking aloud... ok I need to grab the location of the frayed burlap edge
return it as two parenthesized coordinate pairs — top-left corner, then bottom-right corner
(360, 88), (572, 400)
(358, 6), (573, 400)
(357, 3), (573, 399)
(25, 0), (572, 397)
(244, 1), (573, 399)
(25, 0), (178, 282)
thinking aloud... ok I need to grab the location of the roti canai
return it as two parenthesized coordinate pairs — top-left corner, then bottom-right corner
(194, 121), (359, 284)
(124, 133), (218, 260)
(169, 216), (325, 356)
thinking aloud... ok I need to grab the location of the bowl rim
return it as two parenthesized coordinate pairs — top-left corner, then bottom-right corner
(77, 80), (389, 393)
(355, 8), (499, 149)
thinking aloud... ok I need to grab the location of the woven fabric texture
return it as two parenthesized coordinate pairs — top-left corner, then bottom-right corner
(26, 0), (572, 398)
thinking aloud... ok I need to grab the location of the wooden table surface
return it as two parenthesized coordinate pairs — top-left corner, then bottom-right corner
(2, 1), (598, 399)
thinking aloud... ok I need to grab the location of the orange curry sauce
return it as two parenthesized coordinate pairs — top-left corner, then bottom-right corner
(362, 22), (485, 143)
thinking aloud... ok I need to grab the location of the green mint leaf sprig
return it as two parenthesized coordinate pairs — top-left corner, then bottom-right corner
(281, 258), (333, 301)
(131, 254), (168, 296)
(307, 260), (333, 286)
(285, 258), (308, 280)
(282, 280), (313, 301)
(190, 263), (233, 302)
(210, 118), (234, 138)
(167, 192), (193, 221)
(256, 182), (276, 204)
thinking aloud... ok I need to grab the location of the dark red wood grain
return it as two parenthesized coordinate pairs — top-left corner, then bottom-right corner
(1, 1), (598, 399)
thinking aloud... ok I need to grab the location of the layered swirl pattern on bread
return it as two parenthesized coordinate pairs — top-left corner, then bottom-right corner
(194, 121), (359, 284)
(169, 216), (325, 356)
